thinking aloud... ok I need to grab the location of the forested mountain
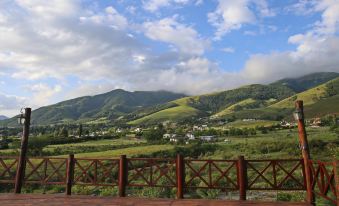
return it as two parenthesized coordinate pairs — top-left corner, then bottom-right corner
(271, 72), (339, 92)
(1, 90), (186, 126)
(128, 73), (339, 124)
(1, 72), (338, 126)
(0, 115), (8, 121)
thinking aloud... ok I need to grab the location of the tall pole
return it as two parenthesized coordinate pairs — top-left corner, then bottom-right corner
(294, 101), (314, 204)
(14, 108), (31, 194)
(118, 155), (127, 197)
(66, 154), (75, 195)
(238, 155), (247, 201)
(176, 154), (184, 199)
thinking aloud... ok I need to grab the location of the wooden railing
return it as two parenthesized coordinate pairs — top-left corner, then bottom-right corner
(309, 160), (338, 205)
(0, 155), (337, 204)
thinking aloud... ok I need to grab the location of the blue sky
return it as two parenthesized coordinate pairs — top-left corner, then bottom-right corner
(0, 0), (339, 117)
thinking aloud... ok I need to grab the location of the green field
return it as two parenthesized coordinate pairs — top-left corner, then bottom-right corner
(47, 138), (145, 148)
(208, 127), (338, 160)
(221, 120), (279, 128)
(57, 144), (175, 158)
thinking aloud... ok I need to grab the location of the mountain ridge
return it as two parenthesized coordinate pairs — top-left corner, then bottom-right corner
(1, 72), (338, 126)
(0, 115), (8, 121)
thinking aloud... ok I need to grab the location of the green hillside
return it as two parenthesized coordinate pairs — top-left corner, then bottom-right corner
(220, 77), (339, 121)
(1, 90), (186, 126)
(128, 84), (295, 124)
(125, 73), (339, 125)
(271, 72), (339, 92)
(1, 72), (338, 126)
(270, 77), (339, 108)
(212, 98), (274, 118)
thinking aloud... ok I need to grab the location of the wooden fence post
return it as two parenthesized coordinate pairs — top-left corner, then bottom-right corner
(119, 155), (127, 197)
(176, 154), (184, 199)
(294, 100), (314, 205)
(66, 154), (75, 195)
(238, 155), (247, 201)
(14, 108), (31, 194)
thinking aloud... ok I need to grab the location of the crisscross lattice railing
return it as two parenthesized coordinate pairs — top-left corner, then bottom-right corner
(246, 159), (305, 190)
(184, 159), (238, 190)
(127, 158), (176, 188)
(73, 158), (119, 186)
(309, 160), (337, 205)
(24, 157), (68, 185)
(0, 155), (337, 205)
(0, 156), (18, 183)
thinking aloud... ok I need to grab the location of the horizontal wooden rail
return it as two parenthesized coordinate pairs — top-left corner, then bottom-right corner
(0, 156), (337, 204)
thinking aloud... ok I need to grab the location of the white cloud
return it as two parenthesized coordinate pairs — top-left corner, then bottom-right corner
(0, 93), (27, 117)
(142, 0), (192, 12)
(64, 83), (119, 99)
(24, 83), (62, 107)
(131, 57), (246, 95)
(0, 0), (143, 81)
(0, 93), (27, 110)
(285, 0), (318, 16)
(208, 0), (274, 39)
(242, 0), (339, 83)
(221, 47), (235, 53)
(143, 16), (209, 56)
(0, 0), (338, 116)
(79, 6), (128, 30)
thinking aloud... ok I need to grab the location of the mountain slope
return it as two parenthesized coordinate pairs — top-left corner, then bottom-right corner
(2, 90), (186, 126)
(1, 72), (338, 126)
(0, 115), (8, 121)
(270, 77), (339, 108)
(221, 77), (339, 120)
(129, 73), (339, 124)
(129, 84), (296, 124)
(271, 72), (339, 92)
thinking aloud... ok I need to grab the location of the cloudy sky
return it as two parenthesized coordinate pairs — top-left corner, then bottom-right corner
(0, 0), (339, 117)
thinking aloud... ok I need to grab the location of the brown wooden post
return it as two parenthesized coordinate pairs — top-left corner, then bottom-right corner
(334, 160), (339, 206)
(66, 154), (75, 195)
(176, 154), (184, 199)
(294, 100), (314, 204)
(118, 155), (127, 197)
(14, 108), (31, 194)
(238, 155), (247, 200)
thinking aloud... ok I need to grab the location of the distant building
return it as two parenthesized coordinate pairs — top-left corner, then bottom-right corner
(185, 133), (195, 140)
(193, 125), (209, 131)
(280, 120), (297, 128)
(200, 135), (215, 142)
(134, 128), (142, 133)
(163, 133), (176, 139)
(242, 118), (255, 122)
(310, 117), (322, 128)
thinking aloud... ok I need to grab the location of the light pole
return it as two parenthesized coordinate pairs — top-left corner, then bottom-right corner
(14, 108), (31, 194)
(293, 101), (314, 204)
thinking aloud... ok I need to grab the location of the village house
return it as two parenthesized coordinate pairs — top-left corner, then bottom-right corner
(169, 135), (185, 143)
(134, 128), (142, 133)
(242, 118), (256, 122)
(200, 135), (215, 142)
(193, 125), (209, 131)
(163, 133), (176, 139)
(185, 133), (195, 140)
(280, 120), (295, 128)
(310, 117), (322, 128)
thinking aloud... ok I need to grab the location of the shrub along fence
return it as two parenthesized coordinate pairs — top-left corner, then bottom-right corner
(0, 155), (337, 205)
